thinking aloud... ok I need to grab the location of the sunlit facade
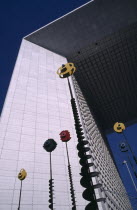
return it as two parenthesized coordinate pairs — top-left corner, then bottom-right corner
(0, 40), (89, 210)
(0, 0), (135, 209)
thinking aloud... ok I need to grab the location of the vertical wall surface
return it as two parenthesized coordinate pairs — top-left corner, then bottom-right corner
(0, 40), (88, 210)
(72, 76), (132, 210)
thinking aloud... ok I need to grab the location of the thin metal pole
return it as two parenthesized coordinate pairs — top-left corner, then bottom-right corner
(126, 154), (137, 178)
(50, 152), (52, 180)
(67, 77), (73, 99)
(49, 152), (53, 210)
(123, 160), (137, 192)
(18, 180), (22, 210)
(65, 142), (76, 209)
(66, 142), (70, 166)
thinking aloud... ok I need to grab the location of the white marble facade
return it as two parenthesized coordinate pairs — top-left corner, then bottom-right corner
(0, 39), (87, 210)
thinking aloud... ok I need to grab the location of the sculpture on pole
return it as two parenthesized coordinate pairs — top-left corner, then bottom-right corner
(57, 63), (76, 78)
(114, 122), (137, 179)
(57, 63), (101, 210)
(59, 130), (76, 210)
(18, 169), (27, 210)
(43, 139), (57, 210)
(113, 122), (125, 133)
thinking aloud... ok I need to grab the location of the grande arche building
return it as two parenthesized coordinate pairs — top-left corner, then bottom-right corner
(0, 0), (137, 209)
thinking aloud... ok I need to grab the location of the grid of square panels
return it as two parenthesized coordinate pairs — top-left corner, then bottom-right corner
(68, 22), (137, 131)
(72, 77), (132, 210)
(0, 40), (87, 210)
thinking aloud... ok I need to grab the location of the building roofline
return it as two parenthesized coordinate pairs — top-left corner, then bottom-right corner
(24, 0), (94, 39)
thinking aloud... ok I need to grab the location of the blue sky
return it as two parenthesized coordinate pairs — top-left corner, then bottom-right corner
(0, 0), (137, 208)
(0, 0), (90, 113)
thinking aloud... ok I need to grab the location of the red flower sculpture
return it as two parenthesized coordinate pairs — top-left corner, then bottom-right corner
(59, 130), (71, 142)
